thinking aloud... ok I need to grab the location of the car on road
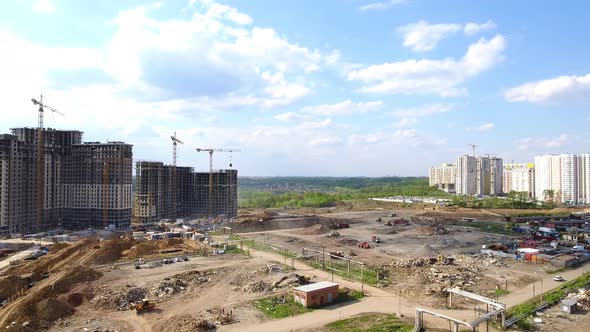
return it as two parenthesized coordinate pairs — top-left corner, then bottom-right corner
(553, 275), (564, 282)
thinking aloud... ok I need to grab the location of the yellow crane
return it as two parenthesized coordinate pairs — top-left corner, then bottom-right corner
(31, 95), (64, 229)
(170, 132), (184, 221)
(195, 148), (241, 217)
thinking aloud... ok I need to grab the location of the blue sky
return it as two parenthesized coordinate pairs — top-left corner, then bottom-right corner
(1, 0), (590, 176)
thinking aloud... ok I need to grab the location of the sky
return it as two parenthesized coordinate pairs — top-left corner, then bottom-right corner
(1, 0), (590, 176)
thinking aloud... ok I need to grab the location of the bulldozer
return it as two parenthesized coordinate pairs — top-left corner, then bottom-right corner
(129, 299), (156, 314)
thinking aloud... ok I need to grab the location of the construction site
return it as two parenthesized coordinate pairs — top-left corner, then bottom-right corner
(0, 201), (588, 331)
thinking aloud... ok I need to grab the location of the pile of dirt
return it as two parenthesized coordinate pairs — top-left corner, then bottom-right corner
(0, 276), (29, 301)
(56, 284), (94, 307)
(36, 298), (73, 321)
(91, 285), (148, 310)
(154, 314), (216, 332)
(411, 244), (438, 257)
(91, 238), (135, 264)
(338, 239), (359, 246)
(51, 266), (102, 294)
(47, 242), (70, 253)
(300, 224), (330, 235)
(416, 226), (435, 234)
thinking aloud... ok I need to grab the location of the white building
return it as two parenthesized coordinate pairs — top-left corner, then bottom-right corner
(428, 163), (456, 193)
(503, 163), (535, 198)
(456, 156), (477, 195)
(454, 155), (503, 196)
(535, 154), (590, 204)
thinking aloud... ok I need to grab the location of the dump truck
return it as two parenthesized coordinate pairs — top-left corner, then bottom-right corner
(371, 236), (381, 243)
(129, 299), (156, 314)
(358, 242), (371, 249)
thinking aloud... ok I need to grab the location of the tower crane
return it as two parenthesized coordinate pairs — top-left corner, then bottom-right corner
(31, 95), (64, 229)
(170, 132), (184, 221)
(195, 148), (241, 217)
(467, 144), (477, 157)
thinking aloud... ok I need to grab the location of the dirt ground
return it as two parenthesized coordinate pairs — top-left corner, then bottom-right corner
(2, 204), (589, 331)
(533, 305), (590, 332)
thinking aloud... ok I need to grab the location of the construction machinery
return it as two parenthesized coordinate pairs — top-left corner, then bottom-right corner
(31, 95), (64, 229)
(358, 241), (371, 249)
(371, 236), (381, 243)
(195, 148), (241, 217)
(170, 132), (184, 221)
(129, 299), (156, 314)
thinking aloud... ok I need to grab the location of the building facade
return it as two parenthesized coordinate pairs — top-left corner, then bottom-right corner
(0, 127), (132, 234)
(503, 163), (535, 198)
(63, 141), (133, 229)
(455, 155), (503, 195)
(428, 163), (457, 193)
(535, 153), (590, 205)
(134, 161), (238, 224)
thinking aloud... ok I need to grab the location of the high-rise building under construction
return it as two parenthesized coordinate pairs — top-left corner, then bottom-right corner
(134, 161), (237, 224)
(0, 127), (132, 235)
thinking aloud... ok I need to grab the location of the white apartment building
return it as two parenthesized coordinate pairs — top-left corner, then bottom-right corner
(428, 163), (456, 193)
(503, 163), (535, 198)
(456, 156), (477, 195)
(454, 155), (503, 196)
(534, 154), (590, 204)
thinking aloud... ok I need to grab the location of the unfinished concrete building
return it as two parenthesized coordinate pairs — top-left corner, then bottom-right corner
(63, 141), (133, 229)
(134, 161), (237, 224)
(194, 170), (238, 219)
(134, 161), (196, 224)
(0, 127), (132, 234)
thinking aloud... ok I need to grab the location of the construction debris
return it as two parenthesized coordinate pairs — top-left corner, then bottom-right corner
(91, 286), (148, 310)
(326, 231), (340, 238)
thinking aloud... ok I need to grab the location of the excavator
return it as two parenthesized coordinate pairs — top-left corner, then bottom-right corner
(129, 299), (156, 314)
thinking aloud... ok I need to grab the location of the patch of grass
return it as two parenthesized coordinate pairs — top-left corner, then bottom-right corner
(454, 221), (513, 235)
(515, 318), (534, 331)
(546, 266), (569, 274)
(224, 247), (244, 254)
(254, 294), (311, 319)
(241, 239), (298, 259)
(228, 234), (242, 241)
(494, 288), (509, 296)
(325, 313), (413, 332)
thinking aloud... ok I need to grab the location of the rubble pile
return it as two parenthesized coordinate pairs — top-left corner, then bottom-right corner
(239, 280), (272, 293)
(259, 264), (283, 274)
(152, 278), (188, 297)
(156, 314), (216, 332)
(91, 285), (148, 310)
(565, 288), (590, 309)
(213, 308), (235, 325)
(326, 231), (340, 238)
(393, 258), (434, 268)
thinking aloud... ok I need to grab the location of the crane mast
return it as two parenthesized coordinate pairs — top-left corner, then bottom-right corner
(170, 133), (184, 221)
(31, 95), (64, 229)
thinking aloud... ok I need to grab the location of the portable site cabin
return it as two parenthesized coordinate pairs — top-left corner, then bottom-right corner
(293, 281), (339, 308)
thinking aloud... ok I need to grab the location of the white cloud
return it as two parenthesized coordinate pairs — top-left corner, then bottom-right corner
(302, 100), (383, 116)
(348, 35), (506, 96)
(466, 122), (495, 132)
(399, 20), (497, 52)
(359, 0), (407, 11)
(392, 103), (454, 117)
(395, 128), (417, 138)
(513, 134), (569, 151)
(274, 112), (307, 122)
(399, 21), (461, 52)
(392, 117), (417, 128)
(464, 20), (496, 35)
(34, 0), (59, 14)
(309, 136), (343, 146)
(505, 73), (590, 104)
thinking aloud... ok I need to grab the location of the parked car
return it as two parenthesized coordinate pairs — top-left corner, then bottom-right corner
(553, 275), (564, 282)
